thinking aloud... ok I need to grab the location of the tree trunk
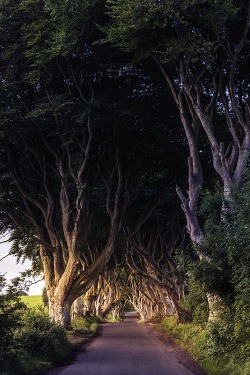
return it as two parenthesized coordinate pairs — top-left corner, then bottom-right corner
(49, 296), (71, 329)
(73, 297), (84, 318)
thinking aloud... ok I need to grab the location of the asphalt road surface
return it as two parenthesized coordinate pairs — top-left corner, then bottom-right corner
(52, 312), (197, 375)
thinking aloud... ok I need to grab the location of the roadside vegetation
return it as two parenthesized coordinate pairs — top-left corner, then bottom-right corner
(158, 317), (250, 375)
(0, 281), (100, 375)
(0, 278), (71, 375)
(157, 179), (250, 375)
(71, 316), (99, 334)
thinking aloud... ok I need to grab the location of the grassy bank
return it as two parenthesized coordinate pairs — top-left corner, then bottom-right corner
(21, 295), (43, 308)
(67, 315), (100, 345)
(158, 317), (250, 375)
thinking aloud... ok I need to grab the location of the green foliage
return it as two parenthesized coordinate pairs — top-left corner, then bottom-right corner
(9, 230), (42, 274)
(159, 316), (202, 344)
(178, 181), (249, 319)
(0, 0), (107, 83)
(106, 312), (123, 322)
(158, 316), (250, 375)
(199, 187), (223, 234)
(199, 176), (250, 323)
(104, 0), (238, 61)
(176, 246), (212, 323)
(0, 275), (25, 367)
(181, 278), (209, 324)
(71, 315), (100, 334)
(18, 306), (53, 331)
(15, 322), (72, 363)
(174, 175), (250, 373)
(43, 0), (104, 56)
(0, 283), (72, 375)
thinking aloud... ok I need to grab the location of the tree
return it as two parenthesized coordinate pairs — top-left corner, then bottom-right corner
(105, 0), (250, 320)
(0, 0), (129, 327)
(105, 0), (250, 241)
(124, 205), (187, 322)
(0, 0), (185, 326)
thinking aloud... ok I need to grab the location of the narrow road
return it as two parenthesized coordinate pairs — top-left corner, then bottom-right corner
(51, 312), (199, 375)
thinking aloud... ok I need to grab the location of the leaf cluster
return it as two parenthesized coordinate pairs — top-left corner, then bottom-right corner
(0, 275), (26, 364)
(104, 0), (238, 62)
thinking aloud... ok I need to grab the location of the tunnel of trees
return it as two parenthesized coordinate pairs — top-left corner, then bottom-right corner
(0, 0), (249, 338)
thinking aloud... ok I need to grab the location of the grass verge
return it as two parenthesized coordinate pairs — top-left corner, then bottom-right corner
(67, 315), (101, 346)
(158, 317), (250, 375)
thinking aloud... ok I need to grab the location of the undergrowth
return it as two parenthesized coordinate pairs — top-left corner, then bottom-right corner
(70, 314), (100, 335)
(0, 307), (72, 375)
(1, 310), (102, 375)
(158, 317), (250, 375)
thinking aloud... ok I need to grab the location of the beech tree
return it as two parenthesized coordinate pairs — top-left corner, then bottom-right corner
(0, 0), (187, 326)
(105, 0), (250, 320)
(83, 264), (127, 319)
(0, 109), (127, 327)
(3, 0), (240, 325)
(127, 274), (176, 321)
(105, 0), (250, 247)
(0, 0), (128, 327)
(124, 206), (186, 321)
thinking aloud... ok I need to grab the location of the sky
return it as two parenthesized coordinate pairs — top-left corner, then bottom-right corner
(0, 234), (44, 295)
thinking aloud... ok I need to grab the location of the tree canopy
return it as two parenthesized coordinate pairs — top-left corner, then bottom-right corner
(0, 0), (249, 334)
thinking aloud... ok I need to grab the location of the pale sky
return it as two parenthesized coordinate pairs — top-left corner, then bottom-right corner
(0, 234), (44, 295)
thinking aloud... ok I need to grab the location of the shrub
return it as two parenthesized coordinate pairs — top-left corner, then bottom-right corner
(0, 274), (26, 371)
(71, 316), (92, 333)
(14, 308), (72, 363)
(89, 322), (98, 333)
(72, 317), (98, 333)
(1, 305), (72, 375)
(19, 306), (53, 331)
(71, 316), (98, 334)
(46, 325), (72, 362)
